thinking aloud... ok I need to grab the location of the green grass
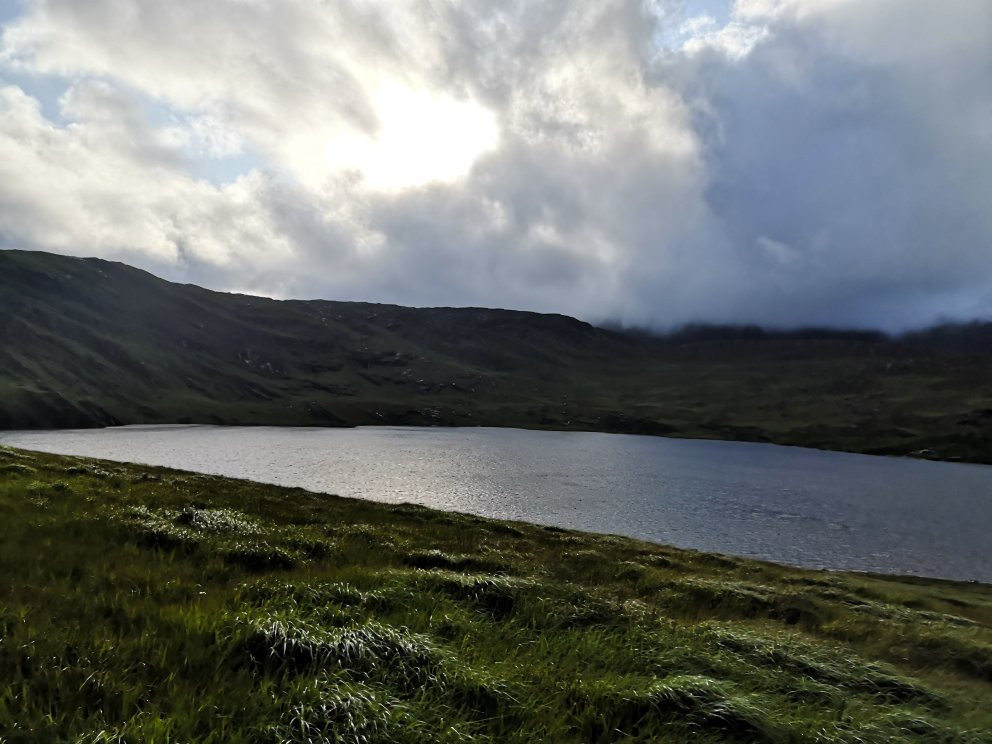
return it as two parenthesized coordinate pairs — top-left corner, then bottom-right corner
(1, 445), (991, 742)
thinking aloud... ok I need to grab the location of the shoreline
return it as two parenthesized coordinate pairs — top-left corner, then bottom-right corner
(2, 436), (989, 585)
(4, 419), (990, 467)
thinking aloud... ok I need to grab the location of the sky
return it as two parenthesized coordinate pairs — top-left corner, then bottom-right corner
(0, 0), (990, 331)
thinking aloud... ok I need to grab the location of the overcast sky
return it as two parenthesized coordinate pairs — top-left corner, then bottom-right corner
(1, 0), (990, 330)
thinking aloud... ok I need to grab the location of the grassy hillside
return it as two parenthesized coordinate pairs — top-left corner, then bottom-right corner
(4, 249), (992, 462)
(1, 446), (990, 742)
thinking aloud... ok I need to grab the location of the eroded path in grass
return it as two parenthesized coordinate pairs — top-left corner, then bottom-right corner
(1, 446), (991, 743)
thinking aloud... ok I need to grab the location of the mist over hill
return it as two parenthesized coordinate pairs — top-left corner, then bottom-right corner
(3, 249), (992, 463)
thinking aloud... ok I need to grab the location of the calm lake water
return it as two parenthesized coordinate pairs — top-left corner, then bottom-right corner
(2, 425), (990, 582)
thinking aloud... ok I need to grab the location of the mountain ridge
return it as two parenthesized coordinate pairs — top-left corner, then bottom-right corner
(3, 248), (992, 463)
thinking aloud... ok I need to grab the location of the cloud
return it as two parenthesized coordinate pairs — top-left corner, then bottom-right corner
(0, 0), (990, 329)
(662, 0), (992, 327)
(0, 80), (298, 279)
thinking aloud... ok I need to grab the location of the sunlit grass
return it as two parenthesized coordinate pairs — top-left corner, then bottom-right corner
(1, 445), (990, 742)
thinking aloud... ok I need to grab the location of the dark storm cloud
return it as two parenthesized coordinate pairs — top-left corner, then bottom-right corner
(657, 0), (992, 328)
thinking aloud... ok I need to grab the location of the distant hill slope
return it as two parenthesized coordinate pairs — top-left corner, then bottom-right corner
(3, 249), (992, 463)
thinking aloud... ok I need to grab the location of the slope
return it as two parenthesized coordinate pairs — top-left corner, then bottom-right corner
(3, 249), (992, 462)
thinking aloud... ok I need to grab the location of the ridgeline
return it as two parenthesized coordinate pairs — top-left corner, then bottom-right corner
(3, 249), (992, 462)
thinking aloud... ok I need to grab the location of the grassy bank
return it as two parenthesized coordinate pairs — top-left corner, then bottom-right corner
(1, 446), (990, 743)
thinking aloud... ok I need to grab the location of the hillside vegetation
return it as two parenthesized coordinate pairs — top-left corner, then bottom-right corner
(1, 446), (991, 742)
(4, 249), (992, 462)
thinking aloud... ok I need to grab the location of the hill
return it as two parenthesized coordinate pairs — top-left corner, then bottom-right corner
(3, 249), (992, 462)
(2, 447), (990, 741)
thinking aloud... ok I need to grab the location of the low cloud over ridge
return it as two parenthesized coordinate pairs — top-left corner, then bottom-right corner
(1, 0), (990, 330)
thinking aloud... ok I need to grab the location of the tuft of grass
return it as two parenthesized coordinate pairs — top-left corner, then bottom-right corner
(27, 478), (72, 494)
(223, 541), (298, 571)
(237, 614), (443, 694)
(402, 549), (509, 574)
(579, 674), (771, 740)
(411, 571), (534, 618)
(0, 463), (35, 476)
(175, 506), (262, 534)
(268, 679), (396, 744)
(706, 624), (946, 707)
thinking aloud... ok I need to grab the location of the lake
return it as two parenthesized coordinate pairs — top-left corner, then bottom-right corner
(2, 425), (990, 582)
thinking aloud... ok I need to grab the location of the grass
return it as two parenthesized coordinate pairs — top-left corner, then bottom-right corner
(1, 444), (991, 742)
